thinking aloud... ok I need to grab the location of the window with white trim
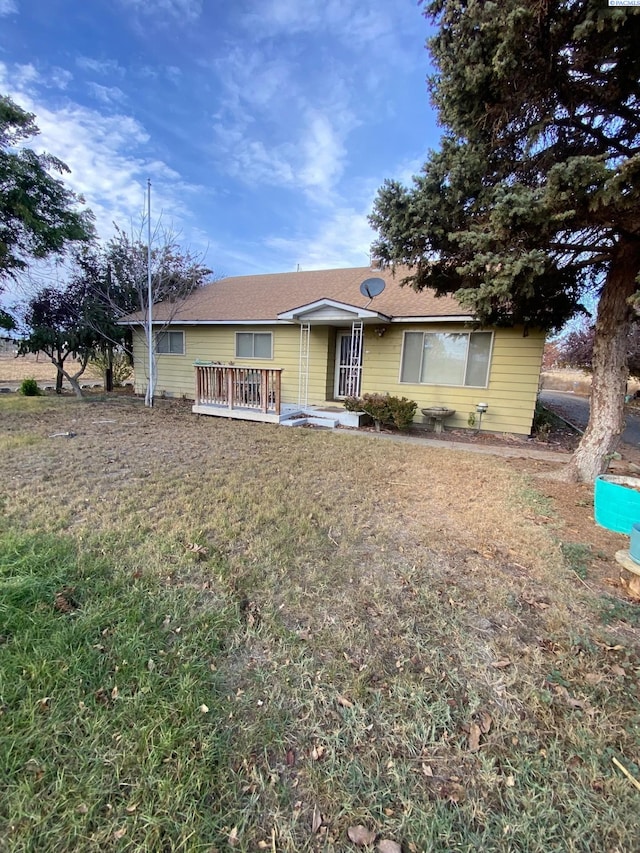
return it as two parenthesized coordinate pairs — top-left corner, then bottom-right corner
(155, 330), (184, 355)
(400, 331), (492, 387)
(235, 332), (273, 359)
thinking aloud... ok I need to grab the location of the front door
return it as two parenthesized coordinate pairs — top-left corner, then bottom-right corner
(334, 330), (362, 398)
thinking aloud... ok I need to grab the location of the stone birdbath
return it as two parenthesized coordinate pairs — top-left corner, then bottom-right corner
(421, 406), (456, 433)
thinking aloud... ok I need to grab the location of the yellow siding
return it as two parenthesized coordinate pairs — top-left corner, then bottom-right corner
(131, 322), (544, 435)
(131, 325), (332, 404)
(361, 324), (545, 435)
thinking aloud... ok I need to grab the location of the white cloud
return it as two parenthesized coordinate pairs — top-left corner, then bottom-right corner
(211, 48), (298, 120)
(166, 66), (181, 84)
(47, 67), (73, 89)
(5, 63), (72, 92)
(211, 44), (357, 199)
(298, 111), (347, 197)
(242, 0), (351, 38)
(12, 63), (39, 87)
(0, 0), (18, 15)
(0, 61), (200, 246)
(265, 202), (376, 270)
(257, 155), (424, 272)
(138, 64), (184, 83)
(213, 104), (353, 199)
(118, 0), (202, 24)
(87, 82), (127, 106)
(76, 56), (126, 77)
(213, 127), (295, 186)
(243, 0), (419, 61)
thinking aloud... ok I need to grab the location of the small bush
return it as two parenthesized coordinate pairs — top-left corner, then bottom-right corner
(19, 377), (42, 396)
(387, 396), (418, 430)
(355, 393), (418, 431)
(343, 396), (363, 412)
(360, 393), (391, 430)
(90, 350), (133, 387)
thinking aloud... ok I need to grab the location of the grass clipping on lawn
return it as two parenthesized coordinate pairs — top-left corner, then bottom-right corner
(0, 395), (638, 853)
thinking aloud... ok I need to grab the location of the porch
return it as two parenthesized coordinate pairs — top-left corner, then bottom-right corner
(192, 363), (367, 427)
(192, 363), (298, 423)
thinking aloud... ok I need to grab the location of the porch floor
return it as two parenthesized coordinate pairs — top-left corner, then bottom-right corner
(192, 402), (368, 428)
(192, 402), (303, 424)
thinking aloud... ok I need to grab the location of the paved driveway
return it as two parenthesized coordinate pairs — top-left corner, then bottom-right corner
(540, 390), (640, 446)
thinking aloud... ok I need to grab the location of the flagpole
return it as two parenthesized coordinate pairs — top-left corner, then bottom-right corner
(147, 178), (154, 408)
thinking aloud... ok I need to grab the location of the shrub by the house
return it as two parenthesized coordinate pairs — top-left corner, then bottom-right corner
(344, 393), (417, 431)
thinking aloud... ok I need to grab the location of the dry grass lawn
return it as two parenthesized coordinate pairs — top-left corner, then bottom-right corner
(0, 394), (638, 852)
(0, 353), (102, 384)
(542, 367), (640, 396)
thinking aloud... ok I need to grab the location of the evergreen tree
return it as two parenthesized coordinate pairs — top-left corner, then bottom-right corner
(0, 95), (93, 293)
(370, 1), (640, 481)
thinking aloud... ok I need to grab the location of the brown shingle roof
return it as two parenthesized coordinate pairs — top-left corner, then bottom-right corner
(129, 266), (473, 323)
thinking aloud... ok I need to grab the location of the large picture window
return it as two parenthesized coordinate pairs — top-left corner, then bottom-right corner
(155, 330), (184, 355)
(235, 332), (273, 359)
(400, 331), (492, 387)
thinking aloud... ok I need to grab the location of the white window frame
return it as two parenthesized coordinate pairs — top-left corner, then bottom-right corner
(155, 330), (185, 355)
(399, 330), (493, 388)
(235, 331), (273, 360)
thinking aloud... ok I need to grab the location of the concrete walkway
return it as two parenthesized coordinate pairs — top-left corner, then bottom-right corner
(336, 426), (571, 462)
(540, 390), (640, 446)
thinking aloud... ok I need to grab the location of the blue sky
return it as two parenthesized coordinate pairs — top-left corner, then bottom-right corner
(0, 0), (438, 282)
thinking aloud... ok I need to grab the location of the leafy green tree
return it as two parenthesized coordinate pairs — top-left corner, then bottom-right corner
(370, 1), (640, 481)
(0, 95), (93, 293)
(18, 282), (103, 397)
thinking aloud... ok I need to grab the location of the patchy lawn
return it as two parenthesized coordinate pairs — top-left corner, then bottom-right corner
(0, 395), (638, 852)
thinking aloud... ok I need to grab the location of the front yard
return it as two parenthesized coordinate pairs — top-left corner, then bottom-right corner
(0, 395), (638, 852)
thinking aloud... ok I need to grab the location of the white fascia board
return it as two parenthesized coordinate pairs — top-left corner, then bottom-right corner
(118, 318), (295, 326)
(278, 298), (390, 321)
(390, 315), (474, 323)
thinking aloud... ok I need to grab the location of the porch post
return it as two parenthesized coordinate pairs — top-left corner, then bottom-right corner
(348, 321), (363, 397)
(298, 322), (310, 406)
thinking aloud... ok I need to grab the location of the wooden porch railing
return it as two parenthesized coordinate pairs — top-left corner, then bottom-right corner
(194, 363), (283, 415)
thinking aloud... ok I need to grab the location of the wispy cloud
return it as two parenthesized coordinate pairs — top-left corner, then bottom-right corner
(87, 82), (127, 106)
(298, 110), (348, 197)
(213, 105), (354, 200)
(0, 61), (200, 245)
(76, 56), (126, 77)
(118, 0), (202, 24)
(47, 67), (73, 89)
(165, 66), (181, 84)
(0, 0), (18, 16)
(264, 202), (375, 270)
(242, 0), (351, 39)
(11, 63), (39, 87)
(243, 0), (420, 66)
(211, 43), (357, 199)
(9, 62), (73, 91)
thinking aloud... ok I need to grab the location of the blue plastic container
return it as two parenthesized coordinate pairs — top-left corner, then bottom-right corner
(630, 523), (640, 564)
(594, 475), (640, 535)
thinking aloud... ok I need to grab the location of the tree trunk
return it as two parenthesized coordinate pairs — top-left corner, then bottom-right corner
(564, 240), (640, 483)
(105, 343), (114, 392)
(55, 358), (63, 394)
(67, 376), (84, 398)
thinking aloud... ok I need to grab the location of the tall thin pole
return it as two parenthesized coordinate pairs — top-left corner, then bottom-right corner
(146, 179), (154, 408)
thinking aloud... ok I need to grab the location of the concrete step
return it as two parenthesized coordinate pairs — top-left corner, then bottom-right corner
(280, 416), (309, 427)
(305, 416), (339, 428)
(280, 414), (339, 428)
